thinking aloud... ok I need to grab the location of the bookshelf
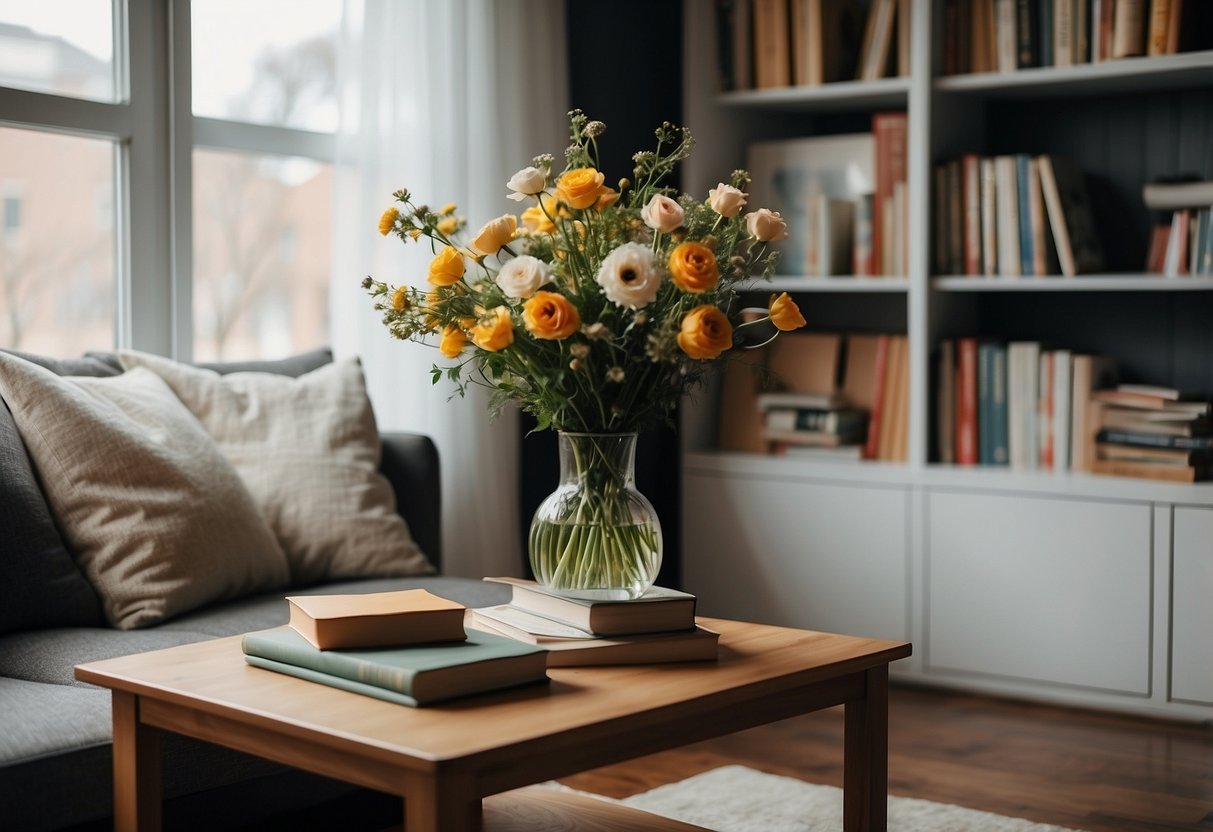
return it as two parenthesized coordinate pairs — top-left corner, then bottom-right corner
(679, 0), (1213, 721)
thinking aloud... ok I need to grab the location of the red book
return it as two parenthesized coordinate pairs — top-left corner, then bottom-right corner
(1039, 351), (1055, 470)
(962, 154), (983, 275)
(956, 337), (979, 465)
(872, 112), (908, 276)
(863, 334), (891, 460)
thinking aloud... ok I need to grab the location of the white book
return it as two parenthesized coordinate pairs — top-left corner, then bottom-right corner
(996, 156), (1021, 276)
(981, 158), (998, 276)
(1008, 342), (1040, 470)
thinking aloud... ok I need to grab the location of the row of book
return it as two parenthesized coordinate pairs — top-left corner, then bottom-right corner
(716, 0), (908, 92)
(719, 331), (909, 462)
(939, 339), (1211, 480)
(1143, 180), (1213, 277)
(941, 0), (1213, 77)
(934, 153), (1104, 278)
(239, 583), (718, 708)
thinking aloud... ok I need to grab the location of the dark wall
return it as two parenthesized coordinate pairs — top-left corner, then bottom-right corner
(518, 0), (685, 588)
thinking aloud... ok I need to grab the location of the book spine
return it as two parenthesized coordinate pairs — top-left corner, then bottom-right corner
(992, 343), (1009, 465)
(1098, 430), (1213, 450)
(948, 159), (964, 274)
(1053, 349), (1072, 471)
(245, 656), (421, 707)
(978, 342), (994, 464)
(863, 334), (890, 459)
(1028, 157), (1048, 275)
(1039, 351), (1055, 470)
(753, 0), (792, 88)
(716, 0), (737, 90)
(854, 193), (875, 275)
(1112, 0), (1146, 57)
(1017, 0), (1038, 67)
(963, 154), (983, 275)
(957, 337), (979, 465)
(996, 156), (1021, 275)
(981, 158), (998, 275)
(1039, 0), (1054, 67)
(1146, 0), (1172, 55)
(938, 340), (956, 464)
(243, 632), (419, 694)
(1016, 154), (1036, 276)
(1074, 0), (1090, 61)
(1165, 0), (1183, 54)
(997, 0), (1019, 73)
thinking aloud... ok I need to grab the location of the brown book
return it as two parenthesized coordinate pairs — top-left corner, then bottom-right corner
(1165, 0), (1183, 54)
(753, 0), (792, 88)
(287, 589), (467, 650)
(873, 112), (908, 277)
(768, 331), (843, 394)
(858, 0), (896, 80)
(718, 345), (770, 453)
(842, 333), (886, 412)
(897, 0), (911, 76)
(889, 334), (910, 461)
(1146, 0), (1172, 55)
(862, 334), (891, 459)
(1112, 0), (1146, 57)
(877, 335), (907, 460)
(791, 0), (824, 85)
(1091, 457), (1209, 482)
(938, 340), (956, 464)
(1069, 355), (1118, 471)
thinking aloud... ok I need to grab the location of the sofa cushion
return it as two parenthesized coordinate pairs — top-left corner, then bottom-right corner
(0, 627), (211, 687)
(0, 677), (112, 765)
(0, 354), (291, 629)
(119, 351), (435, 585)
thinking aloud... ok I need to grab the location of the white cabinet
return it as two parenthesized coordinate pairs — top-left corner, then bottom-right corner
(927, 491), (1152, 695)
(683, 469), (908, 641)
(1172, 507), (1213, 705)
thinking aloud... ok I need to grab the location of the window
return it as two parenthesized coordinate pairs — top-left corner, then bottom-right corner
(0, 0), (340, 360)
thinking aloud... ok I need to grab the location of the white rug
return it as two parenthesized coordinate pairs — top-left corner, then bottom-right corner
(570, 765), (1080, 832)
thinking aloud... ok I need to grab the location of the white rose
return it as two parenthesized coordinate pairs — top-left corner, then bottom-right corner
(595, 242), (661, 309)
(708, 183), (747, 218)
(744, 208), (789, 242)
(641, 194), (685, 234)
(494, 255), (551, 299)
(506, 166), (546, 202)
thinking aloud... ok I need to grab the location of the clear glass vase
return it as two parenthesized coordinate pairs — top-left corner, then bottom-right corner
(528, 432), (662, 601)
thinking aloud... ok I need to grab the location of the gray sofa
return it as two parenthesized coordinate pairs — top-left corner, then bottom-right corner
(0, 348), (511, 830)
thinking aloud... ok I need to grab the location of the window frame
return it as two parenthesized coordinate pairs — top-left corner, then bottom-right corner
(0, 0), (338, 360)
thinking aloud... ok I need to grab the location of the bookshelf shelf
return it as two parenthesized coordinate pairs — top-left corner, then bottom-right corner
(932, 274), (1213, 292)
(682, 0), (1213, 722)
(741, 276), (910, 293)
(935, 50), (1213, 99)
(717, 77), (910, 112)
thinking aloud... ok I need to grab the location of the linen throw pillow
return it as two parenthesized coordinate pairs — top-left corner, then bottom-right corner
(118, 351), (435, 584)
(0, 353), (291, 629)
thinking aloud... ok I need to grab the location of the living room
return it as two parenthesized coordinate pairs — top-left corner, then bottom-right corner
(1, 1), (1210, 830)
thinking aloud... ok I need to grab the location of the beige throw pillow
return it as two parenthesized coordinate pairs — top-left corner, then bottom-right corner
(118, 352), (435, 585)
(0, 354), (291, 629)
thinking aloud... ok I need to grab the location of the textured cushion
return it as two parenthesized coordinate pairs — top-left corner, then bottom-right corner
(119, 351), (435, 585)
(0, 353), (291, 629)
(0, 677), (112, 765)
(0, 627), (212, 687)
(196, 346), (333, 378)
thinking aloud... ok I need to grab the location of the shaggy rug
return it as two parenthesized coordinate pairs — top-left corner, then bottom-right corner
(573, 765), (1080, 832)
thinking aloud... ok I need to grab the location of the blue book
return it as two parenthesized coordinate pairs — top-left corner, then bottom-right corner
(1039, 0), (1053, 68)
(990, 344), (1009, 465)
(242, 626), (548, 706)
(978, 343), (995, 465)
(1016, 154), (1035, 276)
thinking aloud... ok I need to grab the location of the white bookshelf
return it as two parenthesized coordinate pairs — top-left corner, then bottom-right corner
(680, 0), (1213, 722)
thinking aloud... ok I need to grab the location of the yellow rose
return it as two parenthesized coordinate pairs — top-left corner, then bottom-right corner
(437, 216), (459, 235)
(521, 204), (556, 234)
(471, 306), (514, 351)
(391, 287), (409, 311)
(596, 187), (621, 211)
(378, 207), (399, 236)
(522, 291), (581, 340)
(768, 292), (806, 331)
(556, 167), (606, 210)
(440, 202), (457, 215)
(668, 242), (719, 293)
(677, 305), (733, 360)
(470, 214), (518, 256)
(427, 246), (465, 286)
(439, 324), (469, 358)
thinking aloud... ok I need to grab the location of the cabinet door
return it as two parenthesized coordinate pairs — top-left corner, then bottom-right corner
(682, 472), (908, 640)
(928, 491), (1152, 695)
(1172, 507), (1213, 705)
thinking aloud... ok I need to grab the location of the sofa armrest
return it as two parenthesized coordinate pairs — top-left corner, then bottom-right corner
(378, 432), (442, 571)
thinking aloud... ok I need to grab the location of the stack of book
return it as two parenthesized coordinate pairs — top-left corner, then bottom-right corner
(934, 153), (1103, 278)
(1142, 179), (1213, 277)
(241, 588), (548, 706)
(1091, 385), (1212, 482)
(758, 390), (868, 461)
(469, 578), (719, 667)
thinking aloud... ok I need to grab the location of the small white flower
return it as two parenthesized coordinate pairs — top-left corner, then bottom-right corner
(641, 193), (684, 234)
(583, 322), (611, 340)
(595, 242), (661, 309)
(506, 166), (547, 202)
(606, 366), (625, 383)
(569, 358), (583, 371)
(494, 255), (551, 299)
(708, 183), (747, 218)
(570, 343), (590, 358)
(744, 208), (789, 242)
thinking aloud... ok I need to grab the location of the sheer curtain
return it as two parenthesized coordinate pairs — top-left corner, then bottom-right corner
(331, 0), (569, 578)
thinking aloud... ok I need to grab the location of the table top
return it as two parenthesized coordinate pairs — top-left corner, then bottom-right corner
(77, 617), (910, 767)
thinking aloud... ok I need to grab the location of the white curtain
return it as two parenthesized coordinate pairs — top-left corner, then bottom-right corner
(331, 0), (569, 578)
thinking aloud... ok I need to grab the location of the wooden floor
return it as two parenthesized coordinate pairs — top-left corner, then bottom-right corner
(558, 682), (1213, 832)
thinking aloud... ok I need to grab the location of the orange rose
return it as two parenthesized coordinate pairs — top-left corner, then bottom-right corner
(439, 324), (469, 358)
(556, 167), (607, 210)
(668, 242), (719, 293)
(471, 306), (514, 351)
(677, 305), (733, 359)
(427, 246), (465, 286)
(768, 292), (806, 331)
(522, 291), (582, 341)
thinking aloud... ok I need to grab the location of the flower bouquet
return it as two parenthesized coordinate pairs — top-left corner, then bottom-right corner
(364, 110), (805, 599)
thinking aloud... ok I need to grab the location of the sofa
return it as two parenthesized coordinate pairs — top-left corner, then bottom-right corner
(0, 347), (511, 831)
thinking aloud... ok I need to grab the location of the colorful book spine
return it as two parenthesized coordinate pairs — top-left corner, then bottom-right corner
(956, 337), (979, 466)
(1016, 154), (1035, 276)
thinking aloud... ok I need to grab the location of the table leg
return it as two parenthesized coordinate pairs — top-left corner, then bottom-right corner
(112, 691), (163, 832)
(843, 665), (889, 832)
(403, 774), (482, 832)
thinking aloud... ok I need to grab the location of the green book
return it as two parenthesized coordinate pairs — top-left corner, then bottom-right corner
(242, 626), (548, 706)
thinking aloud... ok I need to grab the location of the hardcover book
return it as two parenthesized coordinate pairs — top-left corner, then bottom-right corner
(286, 589), (467, 650)
(242, 626), (548, 706)
(483, 578), (697, 636)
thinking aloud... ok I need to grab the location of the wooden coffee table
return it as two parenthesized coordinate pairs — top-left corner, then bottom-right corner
(76, 617), (910, 831)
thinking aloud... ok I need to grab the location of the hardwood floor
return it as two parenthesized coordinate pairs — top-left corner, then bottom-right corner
(557, 682), (1213, 831)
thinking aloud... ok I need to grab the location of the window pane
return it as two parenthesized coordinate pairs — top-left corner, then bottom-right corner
(191, 0), (339, 132)
(0, 127), (115, 356)
(193, 149), (331, 362)
(0, 1), (115, 101)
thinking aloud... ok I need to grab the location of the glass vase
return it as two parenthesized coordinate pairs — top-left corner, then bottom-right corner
(528, 432), (662, 601)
